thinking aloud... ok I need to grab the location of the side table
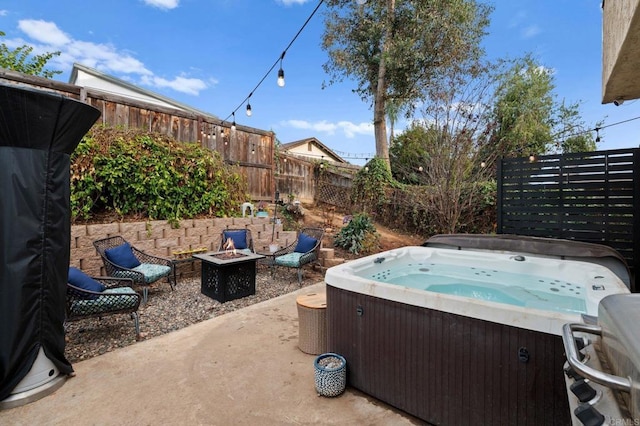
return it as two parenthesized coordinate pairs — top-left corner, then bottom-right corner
(171, 256), (200, 284)
(296, 291), (327, 355)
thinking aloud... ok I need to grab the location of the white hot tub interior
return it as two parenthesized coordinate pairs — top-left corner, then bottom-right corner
(325, 245), (630, 336)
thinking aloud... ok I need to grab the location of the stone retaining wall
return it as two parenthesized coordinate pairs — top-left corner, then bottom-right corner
(70, 217), (296, 277)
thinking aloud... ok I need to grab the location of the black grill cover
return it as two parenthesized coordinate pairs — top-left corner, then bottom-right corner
(0, 82), (100, 400)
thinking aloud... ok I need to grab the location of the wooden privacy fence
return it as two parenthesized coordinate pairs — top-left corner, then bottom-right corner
(497, 148), (640, 291)
(275, 152), (358, 206)
(0, 69), (275, 201)
(275, 153), (316, 202)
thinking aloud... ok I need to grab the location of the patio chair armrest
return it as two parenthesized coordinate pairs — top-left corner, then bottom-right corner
(298, 251), (318, 266)
(273, 242), (296, 257)
(105, 263), (146, 283)
(132, 247), (172, 266)
(92, 276), (135, 290)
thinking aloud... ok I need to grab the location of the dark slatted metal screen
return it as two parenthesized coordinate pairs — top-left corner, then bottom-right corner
(497, 149), (640, 292)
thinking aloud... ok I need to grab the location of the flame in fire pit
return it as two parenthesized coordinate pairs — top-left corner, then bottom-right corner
(223, 237), (236, 255)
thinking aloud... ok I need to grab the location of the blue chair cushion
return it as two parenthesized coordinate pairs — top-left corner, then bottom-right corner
(133, 263), (172, 283)
(70, 287), (138, 315)
(105, 242), (141, 269)
(274, 252), (303, 268)
(294, 233), (317, 253)
(223, 230), (248, 250)
(68, 267), (105, 298)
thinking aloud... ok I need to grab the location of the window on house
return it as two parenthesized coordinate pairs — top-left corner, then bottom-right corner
(308, 143), (312, 151)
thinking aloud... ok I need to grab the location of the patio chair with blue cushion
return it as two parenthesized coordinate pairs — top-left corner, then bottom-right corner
(218, 228), (254, 255)
(272, 227), (324, 284)
(66, 267), (142, 339)
(93, 235), (174, 303)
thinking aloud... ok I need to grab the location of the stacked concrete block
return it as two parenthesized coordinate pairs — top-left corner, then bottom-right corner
(70, 217), (290, 278)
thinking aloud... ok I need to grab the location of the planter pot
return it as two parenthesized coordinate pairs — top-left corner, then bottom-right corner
(314, 353), (346, 397)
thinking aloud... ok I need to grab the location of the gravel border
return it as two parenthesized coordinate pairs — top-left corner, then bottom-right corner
(64, 264), (324, 363)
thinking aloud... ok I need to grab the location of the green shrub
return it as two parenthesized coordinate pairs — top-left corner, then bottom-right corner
(334, 213), (380, 254)
(70, 126), (248, 225)
(350, 157), (394, 214)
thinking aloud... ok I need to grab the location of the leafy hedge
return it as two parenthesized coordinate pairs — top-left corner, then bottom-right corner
(70, 127), (248, 225)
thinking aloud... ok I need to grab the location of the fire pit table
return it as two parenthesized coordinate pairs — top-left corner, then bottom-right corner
(193, 251), (265, 303)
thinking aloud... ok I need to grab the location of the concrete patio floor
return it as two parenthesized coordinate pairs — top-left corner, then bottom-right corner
(0, 282), (420, 425)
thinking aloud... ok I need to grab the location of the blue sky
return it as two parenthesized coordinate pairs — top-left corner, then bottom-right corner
(1, 0), (639, 164)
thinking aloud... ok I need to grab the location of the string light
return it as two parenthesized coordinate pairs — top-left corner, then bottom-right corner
(221, 0), (324, 124)
(595, 127), (601, 143)
(246, 93), (253, 117)
(277, 52), (286, 87)
(231, 112), (236, 131)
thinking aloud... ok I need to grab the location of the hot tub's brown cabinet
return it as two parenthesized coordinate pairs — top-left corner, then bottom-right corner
(326, 284), (570, 426)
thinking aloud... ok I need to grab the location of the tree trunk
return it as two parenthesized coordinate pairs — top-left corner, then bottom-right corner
(373, 0), (394, 170)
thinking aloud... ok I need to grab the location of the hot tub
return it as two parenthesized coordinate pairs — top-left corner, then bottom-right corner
(324, 235), (631, 425)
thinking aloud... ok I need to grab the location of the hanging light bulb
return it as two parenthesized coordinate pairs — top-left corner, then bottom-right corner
(595, 127), (601, 143)
(277, 68), (285, 87)
(529, 154), (535, 162)
(251, 144), (255, 155)
(277, 52), (286, 87)
(480, 161), (486, 168)
(246, 92), (253, 117)
(231, 112), (236, 131)
(418, 166), (423, 172)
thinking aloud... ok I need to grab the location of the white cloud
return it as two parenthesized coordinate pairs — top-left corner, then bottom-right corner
(0, 10), (8, 17)
(507, 11), (541, 39)
(8, 19), (209, 96)
(522, 25), (541, 39)
(142, 0), (179, 10)
(281, 119), (373, 138)
(140, 74), (207, 96)
(337, 121), (373, 138)
(508, 11), (527, 28)
(18, 19), (71, 46)
(276, 0), (311, 5)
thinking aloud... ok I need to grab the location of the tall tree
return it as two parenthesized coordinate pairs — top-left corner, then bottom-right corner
(486, 54), (597, 162)
(0, 31), (61, 78)
(321, 0), (492, 169)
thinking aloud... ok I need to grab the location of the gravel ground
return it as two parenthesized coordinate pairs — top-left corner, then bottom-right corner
(64, 264), (325, 364)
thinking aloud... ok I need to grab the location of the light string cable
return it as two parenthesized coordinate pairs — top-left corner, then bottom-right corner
(221, 0), (326, 124)
(544, 114), (640, 147)
(325, 114), (640, 161)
